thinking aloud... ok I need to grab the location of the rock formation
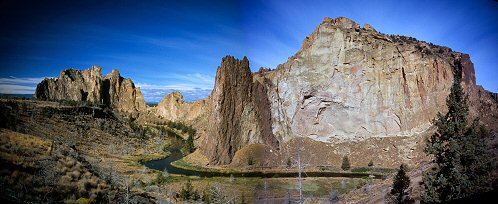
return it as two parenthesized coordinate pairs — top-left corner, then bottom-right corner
(35, 66), (146, 114)
(32, 17), (497, 167)
(199, 17), (498, 165)
(202, 56), (279, 165)
(155, 91), (210, 121)
(265, 16), (495, 143)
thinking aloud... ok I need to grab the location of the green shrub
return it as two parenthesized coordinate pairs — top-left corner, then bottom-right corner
(182, 133), (195, 154)
(202, 188), (212, 203)
(153, 171), (168, 184)
(391, 164), (411, 204)
(247, 155), (254, 166)
(179, 180), (199, 201)
(286, 157), (292, 168)
(76, 197), (90, 204)
(368, 160), (374, 167)
(341, 155), (350, 171)
(166, 121), (196, 136)
(240, 194), (246, 204)
(351, 167), (369, 173)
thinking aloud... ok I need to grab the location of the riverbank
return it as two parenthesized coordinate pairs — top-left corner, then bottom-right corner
(169, 158), (394, 178)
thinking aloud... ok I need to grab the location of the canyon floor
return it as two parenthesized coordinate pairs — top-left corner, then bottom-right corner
(0, 98), (428, 203)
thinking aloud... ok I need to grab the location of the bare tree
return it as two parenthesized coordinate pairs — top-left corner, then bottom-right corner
(264, 179), (268, 204)
(123, 175), (131, 204)
(162, 167), (169, 178)
(295, 137), (311, 203)
(297, 140), (303, 203)
(329, 190), (339, 204)
(210, 185), (226, 204)
(285, 189), (292, 204)
(144, 142), (149, 154)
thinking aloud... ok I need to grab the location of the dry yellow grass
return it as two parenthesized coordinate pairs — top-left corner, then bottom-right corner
(0, 128), (52, 163)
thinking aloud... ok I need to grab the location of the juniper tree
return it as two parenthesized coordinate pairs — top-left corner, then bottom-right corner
(183, 133), (195, 154)
(422, 59), (493, 202)
(180, 180), (199, 201)
(391, 164), (410, 204)
(341, 155), (350, 171)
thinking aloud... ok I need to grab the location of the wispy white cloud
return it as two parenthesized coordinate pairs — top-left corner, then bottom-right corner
(0, 84), (37, 94)
(0, 73), (215, 103)
(0, 76), (46, 95)
(0, 77), (47, 85)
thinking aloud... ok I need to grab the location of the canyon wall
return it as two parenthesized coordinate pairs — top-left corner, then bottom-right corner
(33, 17), (498, 166)
(266, 17), (484, 143)
(35, 66), (146, 114)
(201, 56), (279, 165)
(200, 17), (498, 165)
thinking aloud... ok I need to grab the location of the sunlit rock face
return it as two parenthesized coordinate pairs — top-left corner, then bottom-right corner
(265, 17), (488, 143)
(199, 17), (498, 165)
(266, 17), (481, 143)
(35, 66), (146, 114)
(155, 91), (211, 121)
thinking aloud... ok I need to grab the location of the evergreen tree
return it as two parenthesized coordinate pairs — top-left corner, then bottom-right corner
(341, 155), (350, 171)
(183, 133), (195, 154)
(180, 180), (199, 200)
(391, 164), (411, 204)
(422, 59), (493, 202)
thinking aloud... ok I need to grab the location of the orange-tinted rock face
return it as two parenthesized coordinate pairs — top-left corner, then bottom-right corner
(35, 66), (146, 114)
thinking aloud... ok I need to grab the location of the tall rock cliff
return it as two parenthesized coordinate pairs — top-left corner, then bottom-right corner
(35, 66), (146, 114)
(202, 56), (279, 165)
(265, 17), (496, 143)
(200, 17), (498, 165)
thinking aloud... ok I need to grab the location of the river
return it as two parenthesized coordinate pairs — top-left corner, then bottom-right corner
(144, 152), (383, 179)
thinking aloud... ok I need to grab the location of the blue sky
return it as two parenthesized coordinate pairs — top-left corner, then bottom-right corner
(0, 0), (497, 103)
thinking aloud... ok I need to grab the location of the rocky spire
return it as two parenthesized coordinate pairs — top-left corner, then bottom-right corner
(35, 66), (146, 115)
(202, 56), (278, 165)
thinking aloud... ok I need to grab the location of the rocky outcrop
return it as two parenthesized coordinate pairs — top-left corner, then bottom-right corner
(202, 56), (279, 165)
(35, 66), (146, 114)
(199, 17), (498, 165)
(264, 16), (497, 143)
(156, 91), (210, 121)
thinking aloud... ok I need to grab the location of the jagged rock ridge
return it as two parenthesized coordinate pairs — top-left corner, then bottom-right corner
(35, 66), (146, 114)
(202, 56), (279, 165)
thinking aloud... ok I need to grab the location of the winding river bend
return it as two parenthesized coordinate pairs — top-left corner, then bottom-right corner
(144, 148), (200, 176)
(144, 132), (385, 178)
(144, 152), (384, 179)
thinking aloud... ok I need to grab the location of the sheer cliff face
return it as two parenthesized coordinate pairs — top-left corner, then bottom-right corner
(200, 17), (498, 165)
(35, 66), (146, 114)
(202, 56), (278, 165)
(265, 17), (486, 143)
